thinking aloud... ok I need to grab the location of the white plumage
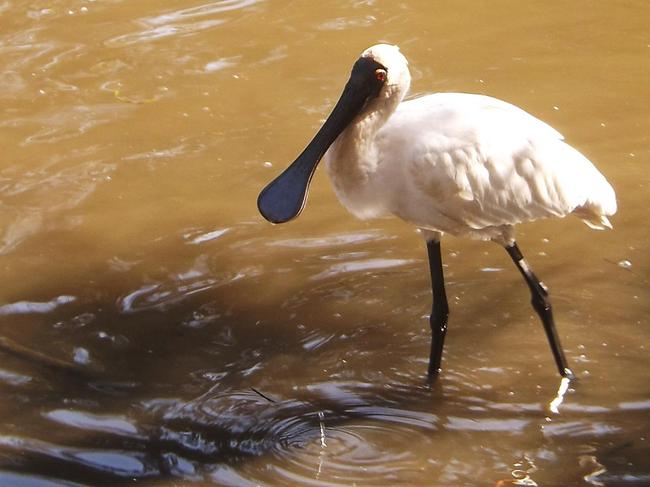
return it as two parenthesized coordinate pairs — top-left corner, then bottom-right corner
(258, 43), (617, 380)
(324, 45), (616, 245)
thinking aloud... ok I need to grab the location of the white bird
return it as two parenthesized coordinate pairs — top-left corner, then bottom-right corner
(258, 44), (616, 380)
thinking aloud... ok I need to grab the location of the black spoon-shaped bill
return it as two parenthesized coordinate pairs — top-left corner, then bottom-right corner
(257, 57), (387, 224)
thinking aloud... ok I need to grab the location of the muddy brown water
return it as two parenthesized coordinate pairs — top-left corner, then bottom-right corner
(1, 1), (649, 485)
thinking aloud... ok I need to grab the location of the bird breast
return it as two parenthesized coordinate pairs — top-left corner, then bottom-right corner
(324, 111), (390, 220)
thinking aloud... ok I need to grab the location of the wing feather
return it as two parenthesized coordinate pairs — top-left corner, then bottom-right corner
(376, 93), (616, 237)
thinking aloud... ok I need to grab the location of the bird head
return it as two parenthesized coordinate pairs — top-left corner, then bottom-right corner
(360, 44), (411, 106)
(257, 44), (410, 224)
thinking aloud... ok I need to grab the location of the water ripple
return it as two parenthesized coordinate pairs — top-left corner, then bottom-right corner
(43, 409), (141, 438)
(135, 386), (443, 485)
(117, 253), (261, 313)
(542, 420), (623, 438)
(0, 295), (75, 316)
(104, 0), (260, 47)
(267, 231), (392, 249)
(0, 367), (33, 386)
(183, 227), (230, 245)
(0, 156), (116, 254)
(145, 0), (260, 26)
(267, 409), (437, 486)
(445, 416), (530, 433)
(0, 471), (85, 487)
(1, 104), (135, 146)
(0, 435), (158, 479)
(310, 258), (415, 281)
(118, 269), (254, 314)
(105, 20), (226, 47)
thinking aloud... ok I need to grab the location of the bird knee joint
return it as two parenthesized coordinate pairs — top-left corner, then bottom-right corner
(539, 281), (549, 295)
(532, 296), (552, 314)
(430, 309), (449, 329)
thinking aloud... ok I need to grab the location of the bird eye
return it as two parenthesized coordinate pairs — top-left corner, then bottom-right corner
(375, 68), (387, 82)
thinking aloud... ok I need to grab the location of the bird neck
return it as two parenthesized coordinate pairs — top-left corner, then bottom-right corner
(326, 88), (401, 186)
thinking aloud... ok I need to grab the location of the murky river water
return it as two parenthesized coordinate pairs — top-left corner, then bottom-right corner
(1, 1), (649, 485)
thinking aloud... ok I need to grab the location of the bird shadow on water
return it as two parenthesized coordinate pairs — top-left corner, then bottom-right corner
(0, 229), (450, 485)
(0, 304), (450, 485)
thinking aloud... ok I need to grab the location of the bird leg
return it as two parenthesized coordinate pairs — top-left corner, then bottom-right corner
(426, 239), (449, 378)
(505, 242), (575, 379)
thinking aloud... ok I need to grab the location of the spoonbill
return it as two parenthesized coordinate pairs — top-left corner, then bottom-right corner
(257, 44), (616, 380)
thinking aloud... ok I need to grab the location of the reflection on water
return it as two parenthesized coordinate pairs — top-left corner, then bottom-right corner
(1, 0), (649, 485)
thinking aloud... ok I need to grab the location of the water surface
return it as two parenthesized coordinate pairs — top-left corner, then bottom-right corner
(1, 1), (649, 485)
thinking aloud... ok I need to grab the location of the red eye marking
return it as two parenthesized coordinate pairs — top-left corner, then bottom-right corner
(375, 69), (387, 82)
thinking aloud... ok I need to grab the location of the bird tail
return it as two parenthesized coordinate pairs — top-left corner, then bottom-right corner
(577, 211), (613, 230)
(573, 174), (617, 230)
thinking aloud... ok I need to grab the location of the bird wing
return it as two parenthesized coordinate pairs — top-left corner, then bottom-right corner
(376, 93), (616, 236)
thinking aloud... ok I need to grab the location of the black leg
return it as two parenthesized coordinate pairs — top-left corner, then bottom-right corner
(426, 239), (449, 378)
(505, 242), (574, 379)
